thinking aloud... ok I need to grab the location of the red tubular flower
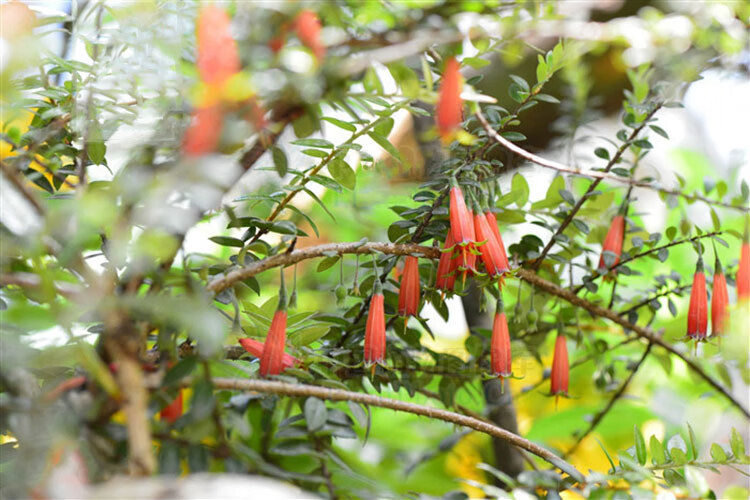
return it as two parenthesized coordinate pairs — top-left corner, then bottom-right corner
(435, 57), (463, 142)
(295, 9), (325, 61)
(550, 334), (569, 401)
(398, 256), (421, 317)
(364, 279), (386, 365)
(738, 222), (750, 300)
(183, 105), (224, 156)
(484, 211), (510, 272)
(239, 338), (300, 370)
(160, 390), (183, 424)
(687, 256), (708, 341)
(491, 298), (512, 379)
(259, 274), (289, 377)
(474, 209), (510, 277)
(711, 255), (729, 338)
(598, 214), (626, 270)
(449, 183), (476, 281)
(196, 5), (240, 85)
(435, 231), (458, 293)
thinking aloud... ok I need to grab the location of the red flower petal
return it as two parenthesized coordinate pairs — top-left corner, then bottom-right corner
(491, 311), (512, 377)
(550, 335), (569, 396)
(598, 215), (625, 270)
(364, 293), (386, 364)
(239, 338), (300, 370)
(183, 105), (224, 156)
(687, 259), (708, 340)
(295, 10), (325, 61)
(398, 256), (421, 317)
(259, 310), (288, 376)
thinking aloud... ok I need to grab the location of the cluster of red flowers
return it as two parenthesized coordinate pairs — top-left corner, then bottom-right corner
(440, 182), (510, 288)
(687, 230), (749, 346)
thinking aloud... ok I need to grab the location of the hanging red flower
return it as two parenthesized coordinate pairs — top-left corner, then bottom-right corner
(196, 5), (240, 85)
(364, 284), (386, 365)
(238, 338), (300, 371)
(294, 9), (325, 61)
(259, 274), (289, 377)
(687, 256), (708, 341)
(398, 256), (421, 317)
(711, 255), (729, 338)
(474, 210), (510, 277)
(550, 334), (569, 402)
(491, 298), (512, 379)
(598, 214), (625, 271)
(435, 57), (463, 142)
(484, 210), (510, 273)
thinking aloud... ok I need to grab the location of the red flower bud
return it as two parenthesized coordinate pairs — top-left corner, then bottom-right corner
(687, 257), (708, 340)
(259, 310), (288, 376)
(295, 10), (325, 61)
(160, 389), (183, 424)
(711, 258), (729, 337)
(183, 105), (224, 156)
(598, 215), (625, 270)
(364, 292), (386, 364)
(491, 300), (512, 379)
(435, 57), (463, 142)
(738, 234), (750, 300)
(550, 334), (569, 398)
(398, 256), (421, 317)
(435, 231), (458, 293)
(238, 338), (300, 370)
(196, 5), (240, 85)
(474, 212), (510, 277)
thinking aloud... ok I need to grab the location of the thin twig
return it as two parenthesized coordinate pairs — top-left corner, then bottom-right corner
(475, 109), (748, 214)
(574, 231), (723, 295)
(205, 378), (585, 482)
(515, 268), (750, 420)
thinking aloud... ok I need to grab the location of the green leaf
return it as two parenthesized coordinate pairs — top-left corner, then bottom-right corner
(511, 173), (529, 207)
(687, 423), (698, 460)
(292, 138), (334, 149)
(304, 397), (327, 432)
(210, 236), (244, 247)
(272, 146), (288, 177)
(730, 427), (746, 459)
(328, 158), (356, 190)
(710, 443), (727, 463)
(289, 324), (330, 347)
(650, 435), (667, 465)
(594, 148), (610, 160)
(322, 117), (356, 132)
(634, 426), (647, 465)
(368, 132), (402, 164)
(317, 256), (339, 272)
(87, 125), (106, 165)
(464, 57), (489, 69)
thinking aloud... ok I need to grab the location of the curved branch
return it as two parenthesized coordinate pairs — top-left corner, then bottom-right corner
(208, 377), (585, 482)
(207, 242), (440, 294)
(516, 268), (750, 420)
(475, 109), (748, 213)
(574, 232), (723, 295)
